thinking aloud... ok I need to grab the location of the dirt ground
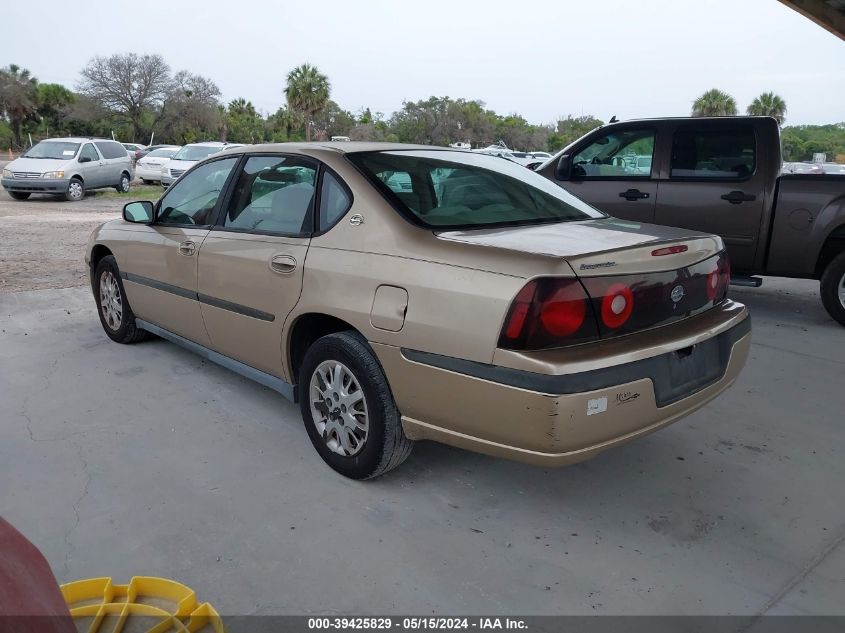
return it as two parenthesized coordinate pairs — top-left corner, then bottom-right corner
(0, 185), (159, 292)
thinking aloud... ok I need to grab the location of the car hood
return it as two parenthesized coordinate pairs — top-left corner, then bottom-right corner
(167, 159), (199, 170)
(5, 157), (69, 173)
(436, 217), (724, 276)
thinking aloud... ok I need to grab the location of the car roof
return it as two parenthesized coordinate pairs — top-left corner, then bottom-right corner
(224, 141), (459, 155)
(39, 137), (121, 144)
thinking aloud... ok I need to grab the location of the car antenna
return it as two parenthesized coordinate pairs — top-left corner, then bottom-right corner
(609, 115), (618, 123)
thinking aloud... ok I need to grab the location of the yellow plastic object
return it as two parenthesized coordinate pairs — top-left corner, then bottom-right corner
(61, 576), (225, 633)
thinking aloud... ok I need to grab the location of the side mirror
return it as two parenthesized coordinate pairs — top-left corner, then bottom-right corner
(555, 154), (571, 180)
(123, 200), (154, 224)
(79, 156), (91, 164)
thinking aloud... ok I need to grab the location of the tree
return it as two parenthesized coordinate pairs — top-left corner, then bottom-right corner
(692, 89), (738, 117)
(284, 63), (330, 141)
(79, 53), (173, 140)
(159, 70), (222, 143)
(0, 64), (39, 148)
(35, 83), (75, 135)
(225, 98), (265, 143)
(747, 92), (787, 125)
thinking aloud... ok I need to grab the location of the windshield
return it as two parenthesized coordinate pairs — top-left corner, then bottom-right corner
(349, 150), (606, 229)
(173, 145), (220, 161)
(23, 141), (80, 160)
(147, 148), (179, 158)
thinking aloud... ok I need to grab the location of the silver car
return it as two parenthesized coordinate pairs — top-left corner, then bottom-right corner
(1, 137), (134, 201)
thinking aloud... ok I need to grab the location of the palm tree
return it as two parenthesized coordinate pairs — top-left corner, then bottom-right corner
(692, 89), (738, 117)
(0, 64), (39, 148)
(284, 63), (330, 141)
(746, 92), (787, 125)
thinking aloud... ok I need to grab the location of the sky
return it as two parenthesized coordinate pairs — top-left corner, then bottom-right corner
(2, 0), (844, 126)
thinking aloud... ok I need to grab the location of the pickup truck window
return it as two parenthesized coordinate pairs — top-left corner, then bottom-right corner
(571, 129), (655, 179)
(670, 128), (755, 180)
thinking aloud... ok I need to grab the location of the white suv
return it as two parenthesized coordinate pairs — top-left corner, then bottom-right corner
(161, 142), (244, 187)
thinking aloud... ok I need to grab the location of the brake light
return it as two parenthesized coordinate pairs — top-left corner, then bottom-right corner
(600, 283), (634, 329)
(540, 284), (587, 336)
(499, 278), (599, 350)
(651, 245), (689, 256)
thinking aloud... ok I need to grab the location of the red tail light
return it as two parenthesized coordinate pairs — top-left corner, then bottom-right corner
(499, 278), (598, 350)
(499, 251), (731, 350)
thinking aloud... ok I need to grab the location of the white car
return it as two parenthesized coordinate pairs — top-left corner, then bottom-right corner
(135, 146), (181, 184)
(161, 142), (244, 188)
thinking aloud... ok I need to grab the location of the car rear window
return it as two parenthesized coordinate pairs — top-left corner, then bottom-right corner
(348, 150), (605, 229)
(146, 148), (179, 158)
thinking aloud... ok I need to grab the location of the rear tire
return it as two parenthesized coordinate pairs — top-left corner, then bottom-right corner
(298, 331), (413, 479)
(820, 251), (845, 327)
(65, 178), (84, 202)
(8, 191), (30, 200)
(94, 255), (150, 344)
(115, 172), (131, 193)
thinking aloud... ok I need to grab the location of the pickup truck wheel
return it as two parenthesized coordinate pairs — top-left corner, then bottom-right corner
(94, 255), (150, 344)
(298, 331), (413, 480)
(8, 192), (30, 200)
(820, 251), (845, 327)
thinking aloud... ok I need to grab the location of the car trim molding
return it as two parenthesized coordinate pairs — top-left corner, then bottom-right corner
(197, 293), (275, 322)
(134, 319), (295, 401)
(121, 272), (275, 322)
(401, 316), (750, 406)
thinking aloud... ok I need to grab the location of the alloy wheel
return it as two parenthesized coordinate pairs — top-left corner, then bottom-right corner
(309, 360), (369, 457)
(99, 271), (123, 330)
(839, 272), (845, 310)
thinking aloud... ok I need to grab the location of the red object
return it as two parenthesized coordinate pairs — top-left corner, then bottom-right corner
(600, 283), (635, 329)
(0, 517), (74, 633)
(539, 283), (587, 337)
(651, 244), (689, 256)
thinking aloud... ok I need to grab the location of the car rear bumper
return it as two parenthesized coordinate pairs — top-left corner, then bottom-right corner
(2, 177), (68, 193)
(372, 301), (751, 467)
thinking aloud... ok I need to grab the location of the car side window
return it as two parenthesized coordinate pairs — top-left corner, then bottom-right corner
(571, 129), (655, 178)
(223, 155), (317, 235)
(95, 141), (127, 160)
(318, 170), (352, 231)
(670, 128), (755, 180)
(157, 157), (239, 226)
(79, 143), (99, 162)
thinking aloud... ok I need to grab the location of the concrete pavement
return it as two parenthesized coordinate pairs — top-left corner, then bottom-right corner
(0, 278), (843, 616)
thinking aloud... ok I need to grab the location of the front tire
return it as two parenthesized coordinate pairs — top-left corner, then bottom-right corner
(299, 331), (413, 479)
(820, 251), (845, 327)
(94, 255), (150, 343)
(8, 191), (31, 200)
(65, 178), (84, 202)
(115, 172), (131, 193)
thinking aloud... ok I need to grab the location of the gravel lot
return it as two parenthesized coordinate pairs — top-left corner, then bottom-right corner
(0, 185), (158, 292)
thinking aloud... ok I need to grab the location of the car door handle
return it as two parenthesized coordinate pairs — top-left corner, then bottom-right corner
(619, 188), (650, 201)
(269, 254), (297, 274)
(721, 191), (756, 204)
(178, 240), (196, 256)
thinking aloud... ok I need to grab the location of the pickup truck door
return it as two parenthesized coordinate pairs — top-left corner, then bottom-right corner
(654, 123), (766, 273)
(545, 125), (659, 223)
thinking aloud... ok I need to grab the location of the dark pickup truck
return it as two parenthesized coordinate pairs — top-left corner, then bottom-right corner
(535, 116), (845, 325)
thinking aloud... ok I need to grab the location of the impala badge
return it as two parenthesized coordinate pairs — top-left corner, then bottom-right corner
(670, 285), (685, 303)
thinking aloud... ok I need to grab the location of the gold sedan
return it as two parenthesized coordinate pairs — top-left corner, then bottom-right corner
(85, 143), (750, 479)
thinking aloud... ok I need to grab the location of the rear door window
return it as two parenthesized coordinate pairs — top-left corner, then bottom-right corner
(670, 128), (756, 179)
(318, 170), (352, 231)
(223, 155), (317, 235)
(95, 141), (129, 160)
